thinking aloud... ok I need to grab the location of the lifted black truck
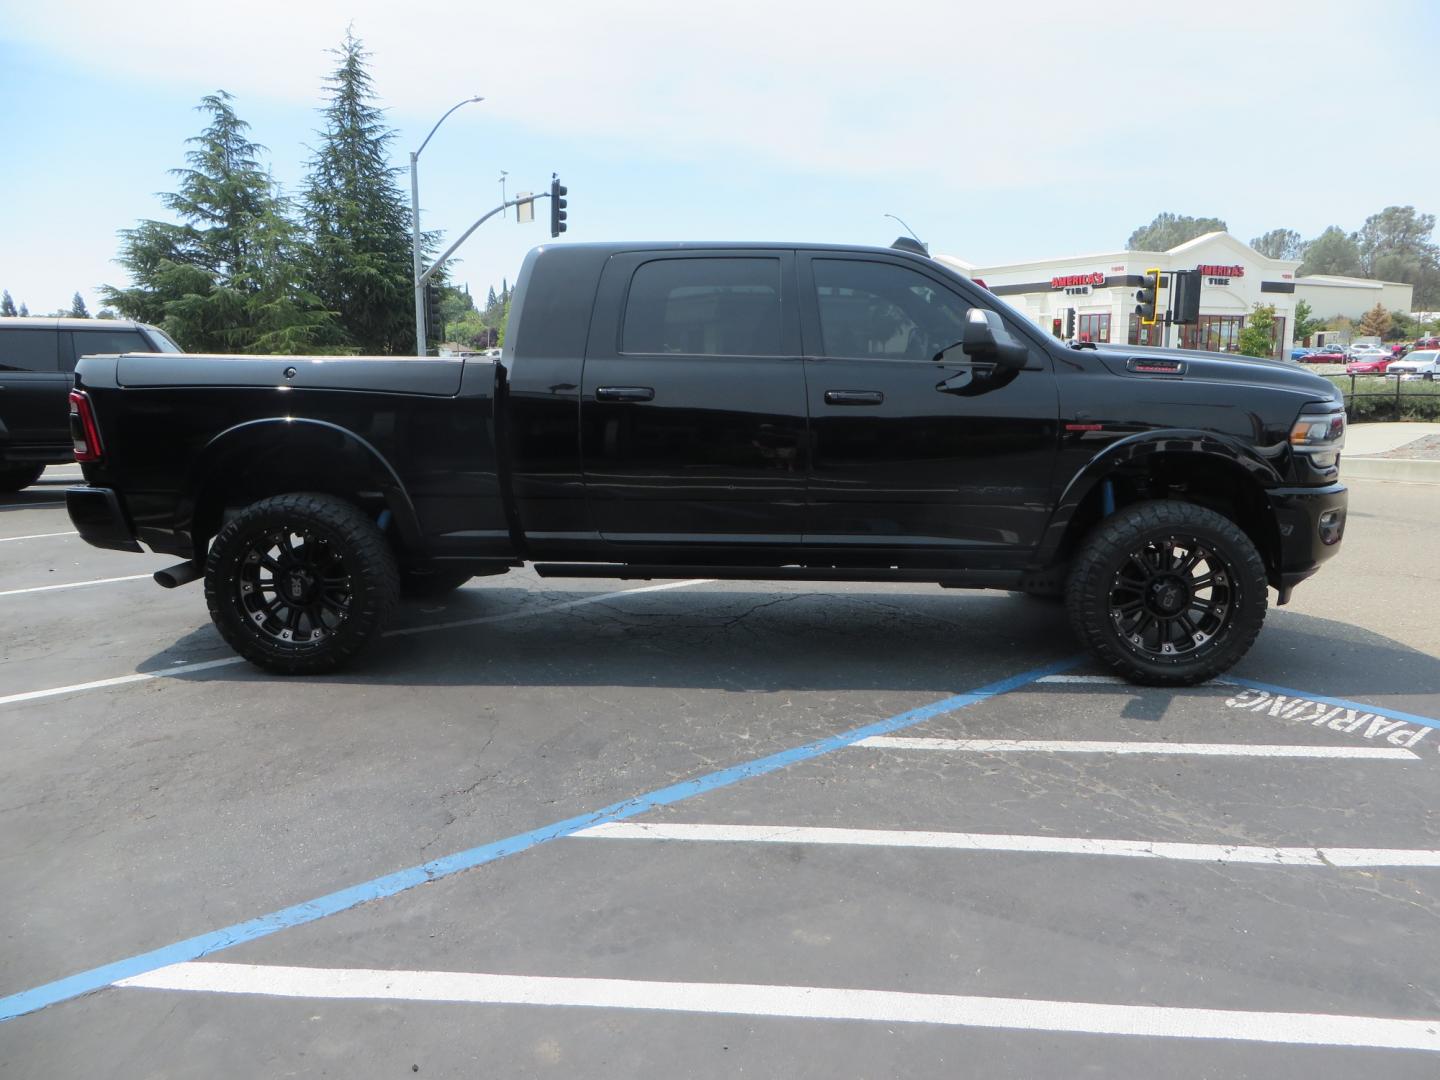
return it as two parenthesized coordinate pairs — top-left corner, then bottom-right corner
(65, 241), (1348, 684)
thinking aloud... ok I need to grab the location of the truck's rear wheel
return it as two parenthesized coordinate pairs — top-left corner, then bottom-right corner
(204, 493), (399, 675)
(1065, 500), (1268, 686)
(0, 463), (45, 491)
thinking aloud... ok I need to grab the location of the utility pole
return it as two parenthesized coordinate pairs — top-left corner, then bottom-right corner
(410, 95), (484, 357)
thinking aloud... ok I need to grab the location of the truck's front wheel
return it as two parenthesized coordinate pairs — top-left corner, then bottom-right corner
(1065, 500), (1268, 686)
(204, 493), (399, 675)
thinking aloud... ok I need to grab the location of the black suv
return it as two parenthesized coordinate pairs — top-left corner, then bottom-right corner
(0, 317), (180, 490)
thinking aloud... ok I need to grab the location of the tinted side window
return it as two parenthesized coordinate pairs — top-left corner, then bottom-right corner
(623, 258), (782, 356)
(73, 330), (150, 359)
(0, 329), (60, 372)
(813, 259), (970, 361)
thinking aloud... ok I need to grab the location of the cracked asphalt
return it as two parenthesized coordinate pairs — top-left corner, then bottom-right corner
(2, 467), (1439, 1078)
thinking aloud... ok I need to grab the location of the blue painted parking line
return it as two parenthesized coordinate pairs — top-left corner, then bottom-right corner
(0, 655), (1082, 1024)
(1222, 676), (1440, 731)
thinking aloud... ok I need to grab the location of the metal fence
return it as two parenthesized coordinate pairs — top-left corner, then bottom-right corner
(1332, 374), (1440, 422)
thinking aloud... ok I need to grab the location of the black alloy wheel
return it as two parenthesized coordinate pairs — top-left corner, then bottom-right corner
(205, 493), (398, 674)
(1065, 500), (1268, 686)
(1107, 536), (1234, 662)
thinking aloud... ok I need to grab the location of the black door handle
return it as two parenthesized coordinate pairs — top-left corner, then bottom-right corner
(824, 389), (884, 406)
(595, 386), (655, 402)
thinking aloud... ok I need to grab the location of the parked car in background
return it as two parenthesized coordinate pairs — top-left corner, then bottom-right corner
(1346, 355), (1396, 375)
(1387, 349), (1440, 380)
(1290, 347), (1316, 361)
(0, 317), (180, 490)
(1304, 347), (1346, 364)
(1414, 337), (1440, 350)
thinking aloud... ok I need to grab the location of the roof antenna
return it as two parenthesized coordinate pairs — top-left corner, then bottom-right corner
(884, 213), (928, 255)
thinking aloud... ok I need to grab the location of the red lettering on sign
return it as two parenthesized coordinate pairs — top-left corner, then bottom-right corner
(1196, 263), (1245, 278)
(1050, 272), (1106, 289)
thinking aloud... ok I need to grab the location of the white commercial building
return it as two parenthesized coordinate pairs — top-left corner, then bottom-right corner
(1293, 275), (1414, 323)
(938, 232), (1414, 358)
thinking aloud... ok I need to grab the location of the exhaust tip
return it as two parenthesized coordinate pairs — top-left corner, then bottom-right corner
(154, 561), (203, 589)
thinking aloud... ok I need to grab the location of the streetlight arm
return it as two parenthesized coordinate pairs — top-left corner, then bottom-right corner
(415, 95), (483, 160)
(419, 193), (550, 286)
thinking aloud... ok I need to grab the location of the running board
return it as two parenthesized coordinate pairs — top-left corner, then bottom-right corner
(531, 564), (1023, 589)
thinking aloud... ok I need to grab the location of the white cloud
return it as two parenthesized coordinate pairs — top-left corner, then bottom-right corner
(5, 0), (1420, 190)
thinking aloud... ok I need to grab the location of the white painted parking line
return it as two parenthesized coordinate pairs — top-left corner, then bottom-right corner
(0, 579), (714, 709)
(855, 737), (1420, 760)
(115, 962), (1440, 1053)
(1, 501), (64, 509)
(574, 823), (1440, 868)
(0, 573), (152, 598)
(0, 530), (79, 544)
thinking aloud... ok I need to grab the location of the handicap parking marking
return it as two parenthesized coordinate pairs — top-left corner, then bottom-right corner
(0, 655), (1082, 1023)
(115, 961), (1440, 1054)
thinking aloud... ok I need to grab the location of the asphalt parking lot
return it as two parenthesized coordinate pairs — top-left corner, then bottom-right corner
(3, 466), (1439, 1078)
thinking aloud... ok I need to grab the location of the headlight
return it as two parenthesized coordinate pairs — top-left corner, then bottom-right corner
(1290, 409), (1345, 469)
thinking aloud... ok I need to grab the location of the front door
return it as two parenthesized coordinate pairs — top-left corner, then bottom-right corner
(798, 255), (1059, 563)
(0, 328), (67, 452)
(580, 251), (808, 548)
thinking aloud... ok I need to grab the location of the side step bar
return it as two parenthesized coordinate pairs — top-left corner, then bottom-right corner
(531, 564), (1023, 589)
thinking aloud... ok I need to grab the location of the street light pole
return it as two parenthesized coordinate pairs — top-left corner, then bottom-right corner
(410, 95), (483, 357)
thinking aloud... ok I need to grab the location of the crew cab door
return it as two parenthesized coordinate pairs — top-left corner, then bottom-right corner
(798, 254), (1059, 559)
(580, 251), (808, 546)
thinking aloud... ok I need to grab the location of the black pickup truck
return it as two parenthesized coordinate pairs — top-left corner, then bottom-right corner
(65, 241), (1348, 684)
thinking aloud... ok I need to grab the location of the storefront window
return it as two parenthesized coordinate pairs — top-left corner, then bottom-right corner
(1077, 313), (1110, 343)
(1179, 315), (1245, 353)
(1127, 314), (1163, 346)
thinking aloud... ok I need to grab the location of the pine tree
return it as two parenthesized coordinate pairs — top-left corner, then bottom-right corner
(302, 31), (418, 355)
(18, 303), (28, 317)
(1, 290), (15, 317)
(1357, 303), (1392, 339)
(103, 92), (335, 353)
(70, 292), (90, 318)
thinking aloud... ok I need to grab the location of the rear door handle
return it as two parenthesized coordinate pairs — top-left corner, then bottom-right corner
(824, 389), (884, 406)
(595, 386), (655, 402)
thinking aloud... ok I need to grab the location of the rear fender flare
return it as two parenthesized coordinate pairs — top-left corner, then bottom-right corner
(179, 417), (422, 555)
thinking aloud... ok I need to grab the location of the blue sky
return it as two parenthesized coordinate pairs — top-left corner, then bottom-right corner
(2, 0), (1436, 316)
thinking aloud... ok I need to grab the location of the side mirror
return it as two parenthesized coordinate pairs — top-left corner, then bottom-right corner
(962, 308), (1029, 371)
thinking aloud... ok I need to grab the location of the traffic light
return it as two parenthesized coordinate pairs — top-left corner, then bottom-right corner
(1065, 309), (1076, 339)
(1172, 270), (1201, 325)
(424, 282), (443, 344)
(1134, 266), (1161, 326)
(549, 175), (568, 238)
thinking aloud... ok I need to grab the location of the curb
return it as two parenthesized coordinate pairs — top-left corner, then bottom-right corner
(1342, 456), (1440, 483)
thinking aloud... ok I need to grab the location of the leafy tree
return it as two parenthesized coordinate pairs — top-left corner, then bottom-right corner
(0, 290), (15, 317)
(1250, 228), (1304, 261)
(18, 303), (28, 316)
(1299, 226), (1362, 277)
(69, 292), (90, 318)
(1237, 304), (1278, 359)
(1357, 303), (1393, 339)
(301, 30), (419, 355)
(1126, 213), (1228, 251)
(103, 92), (335, 353)
(1292, 298), (1321, 344)
(1388, 310), (1418, 342)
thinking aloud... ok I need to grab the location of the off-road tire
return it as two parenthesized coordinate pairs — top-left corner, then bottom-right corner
(0, 463), (46, 491)
(400, 567), (473, 599)
(1065, 499), (1268, 686)
(204, 493), (399, 675)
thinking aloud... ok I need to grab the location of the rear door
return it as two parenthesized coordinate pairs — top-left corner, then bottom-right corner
(0, 327), (67, 451)
(580, 251), (808, 547)
(798, 254), (1060, 561)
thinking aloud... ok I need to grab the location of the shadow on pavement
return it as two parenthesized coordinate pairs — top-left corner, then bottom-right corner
(137, 585), (1440, 713)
